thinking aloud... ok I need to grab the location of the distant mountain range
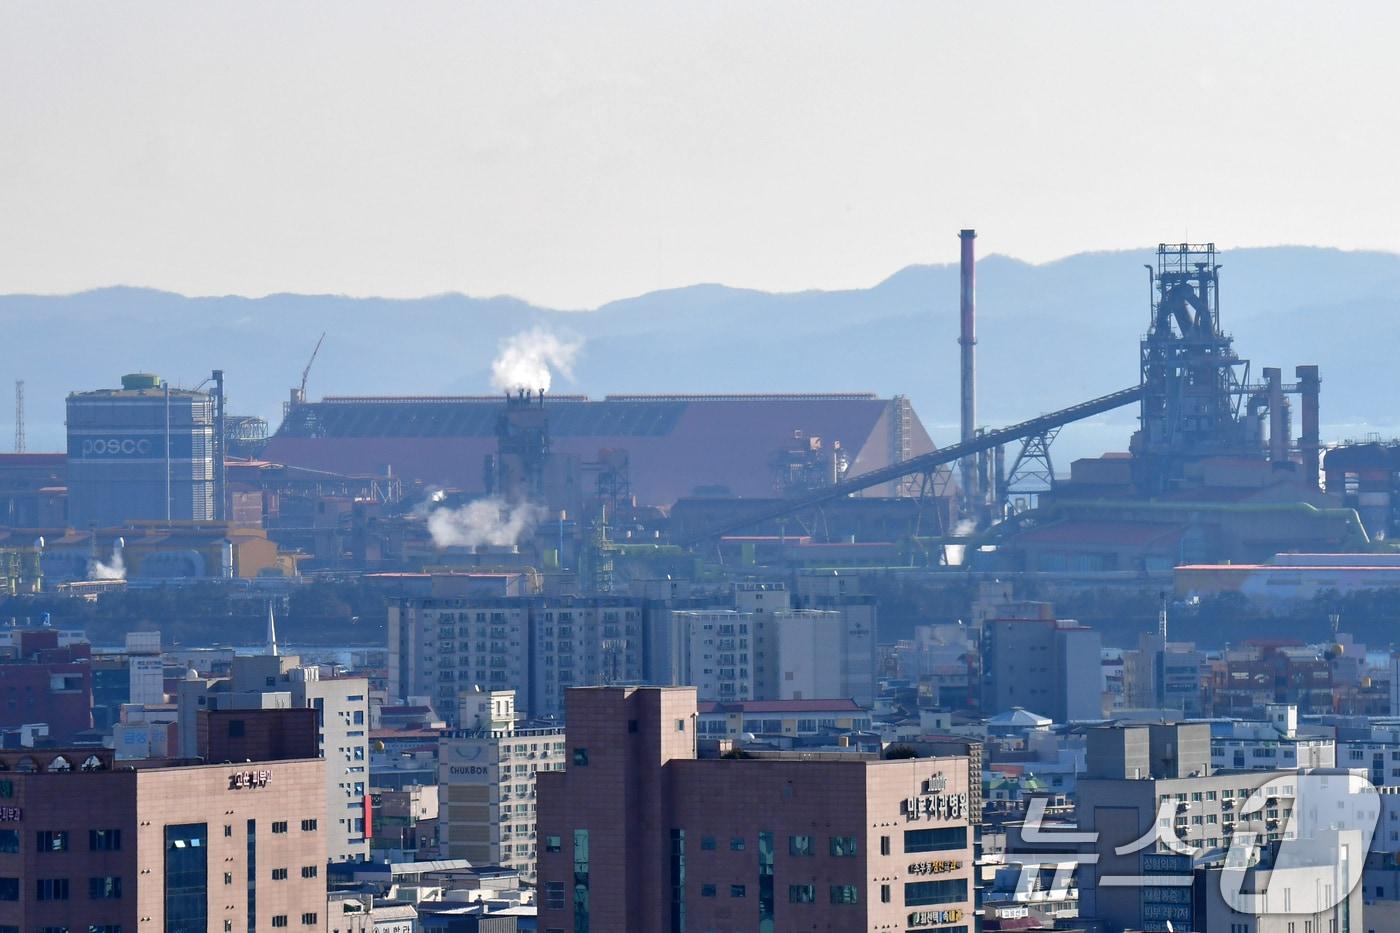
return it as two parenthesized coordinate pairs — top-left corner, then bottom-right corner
(5, 245), (1400, 466)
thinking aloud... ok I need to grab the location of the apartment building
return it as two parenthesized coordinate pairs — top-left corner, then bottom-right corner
(438, 689), (565, 882)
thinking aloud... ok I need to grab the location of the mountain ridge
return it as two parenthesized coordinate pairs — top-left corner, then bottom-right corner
(5, 245), (1400, 463)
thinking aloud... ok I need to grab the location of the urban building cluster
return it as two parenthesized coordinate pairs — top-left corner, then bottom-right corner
(5, 237), (1400, 930)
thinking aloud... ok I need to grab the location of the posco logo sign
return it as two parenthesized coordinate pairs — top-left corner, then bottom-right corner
(78, 437), (157, 458)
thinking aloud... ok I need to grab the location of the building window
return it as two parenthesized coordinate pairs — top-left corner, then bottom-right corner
(271, 917), (288, 929)
(89, 876), (122, 899)
(224, 825), (232, 838)
(89, 927), (121, 933)
(701, 836), (716, 851)
(669, 828), (686, 933)
(572, 748), (589, 766)
(300, 915), (317, 926)
(300, 820), (317, 832)
(730, 884), (746, 898)
(904, 827), (967, 854)
(300, 866), (318, 879)
(905, 878), (968, 907)
(881, 884), (891, 903)
(224, 873), (233, 885)
(36, 878), (69, 901)
(271, 869), (288, 881)
(574, 829), (590, 932)
(788, 835), (814, 857)
(545, 881), (566, 910)
(730, 837), (745, 851)
(830, 885), (859, 904)
(246, 820), (257, 933)
(0, 831), (16, 853)
(676, 719), (686, 732)
(545, 835), (561, 853)
(37, 831), (68, 852)
(271, 822), (288, 834)
(829, 836), (858, 857)
(880, 835), (891, 856)
(788, 884), (815, 903)
(701, 884), (716, 897)
(0, 878), (17, 900)
(89, 830), (122, 851)
(166, 823), (208, 933)
(36, 928), (66, 933)
(758, 831), (775, 928)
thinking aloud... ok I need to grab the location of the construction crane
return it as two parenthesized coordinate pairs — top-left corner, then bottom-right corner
(287, 333), (326, 413)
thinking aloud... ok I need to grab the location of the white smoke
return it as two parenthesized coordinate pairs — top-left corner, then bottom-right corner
(91, 539), (126, 580)
(426, 496), (545, 549)
(943, 519), (977, 567)
(490, 328), (581, 394)
(409, 487), (448, 521)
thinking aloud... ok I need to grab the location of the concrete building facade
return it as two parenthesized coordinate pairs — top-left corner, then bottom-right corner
(438, 689), (565, 882)
(671, 583), (875, 707)
(1074, 722), (1367, 932)
(66, 373), (216, 528)
(389, 595), (651, 721)
(981, 616), (1103, 722)
(177, 653), (371, 863)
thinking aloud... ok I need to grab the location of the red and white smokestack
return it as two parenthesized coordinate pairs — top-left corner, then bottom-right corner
(959, 229), (978, 506)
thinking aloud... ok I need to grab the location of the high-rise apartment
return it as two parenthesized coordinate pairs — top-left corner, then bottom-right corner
(437, 689), (565, 882)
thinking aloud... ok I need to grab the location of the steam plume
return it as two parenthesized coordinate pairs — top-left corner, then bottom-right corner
(490, 328), (580, 394)
(943, 519), (976, 567)
(426, 496), (545, 548)
(91, 539), (126, 580)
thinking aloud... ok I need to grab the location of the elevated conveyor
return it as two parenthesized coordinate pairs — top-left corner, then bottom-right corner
(680, 384), (1144, 544)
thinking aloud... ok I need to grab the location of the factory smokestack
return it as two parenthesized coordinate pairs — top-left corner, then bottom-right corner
(1264, 367), (1287, 466)
(1296, 365), (1321, 490)
(959, 229), (978, 509)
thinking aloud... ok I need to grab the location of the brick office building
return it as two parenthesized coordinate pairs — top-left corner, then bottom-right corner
(537, 686), (975, 933)
(0, 630), (93, 742)
(0, 744), (327, 933)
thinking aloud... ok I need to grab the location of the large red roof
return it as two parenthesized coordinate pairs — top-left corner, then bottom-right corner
(263, 395), (937, 507)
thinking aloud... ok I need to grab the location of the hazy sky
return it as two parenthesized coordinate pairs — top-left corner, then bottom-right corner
(2, 2), (1398, 309)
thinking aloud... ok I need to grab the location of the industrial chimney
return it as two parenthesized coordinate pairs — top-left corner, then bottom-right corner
(959, 229), (978, 509)
(1296, 365), (1321, 490)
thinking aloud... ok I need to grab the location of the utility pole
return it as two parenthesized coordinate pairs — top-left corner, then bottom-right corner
(12, 380), (23, 453)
